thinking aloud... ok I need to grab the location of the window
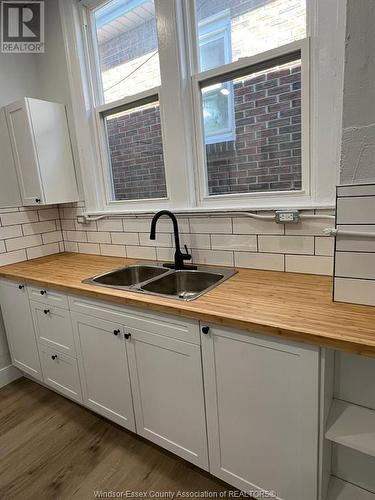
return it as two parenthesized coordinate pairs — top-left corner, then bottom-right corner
(90, 0), (168, 204)
(71, 0), (343, 212)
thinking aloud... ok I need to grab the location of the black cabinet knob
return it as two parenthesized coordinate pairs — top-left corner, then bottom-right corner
(40, 290), (47, 295)
(113, 329), (120, 336)
(124, 333), (131, 340)
(18, 285), (24, 290)
(202, 326), (210, 334)
(43, 309), (50, 315)
(51, 355), (57, 360)
(35, 198), (41, 203)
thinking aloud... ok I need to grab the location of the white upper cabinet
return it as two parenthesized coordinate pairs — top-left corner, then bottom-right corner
(0, 108), (21, 207)
(5, 97), (79, 206)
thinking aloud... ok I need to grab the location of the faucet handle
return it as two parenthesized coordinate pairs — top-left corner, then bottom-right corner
(183, 244), (192, 261)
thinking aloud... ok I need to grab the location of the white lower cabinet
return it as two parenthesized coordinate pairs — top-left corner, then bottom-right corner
(0, 280), (42, 380)
(127, 326), (209, 469)
(39, 344), (82, 403)
(71, 312), (135, 432)
(201, 324), (320, 500)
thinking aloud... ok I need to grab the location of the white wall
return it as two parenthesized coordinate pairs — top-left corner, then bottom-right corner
(340, 0), (375, 184)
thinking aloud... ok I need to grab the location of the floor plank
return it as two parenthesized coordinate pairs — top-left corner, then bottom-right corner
(0, 378), (228, 500)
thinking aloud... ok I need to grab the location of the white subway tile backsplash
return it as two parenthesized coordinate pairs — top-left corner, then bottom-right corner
(337, 197), (375, 224)
(65, 231), (87, 243)
(180, 233), (211, 250)
(139, 232), (172, 247)
(87, 231), (111, 244)
(111, 232), (139, 245)
(335, 252), (375, 280)
(0, 249), (27, 266)
(42, 231), (63, 245)
(334, 277), (375, 306)
(156, 247), (174, 262)
(285, 255), (333, 276)
(189, 217), (232, 234)
(336, 225), (375, 252)
(76, 220), (97, 232)
(26, 243), (60, 260)
(38, 208), (59, 221)
(126, 245), (156, 260)
(100, 244), (126, 257)
(0, 225), (22, 240)
(97, 219), (123, 232)
(211, 234), (257, 252)
(0, 211), (38, 226)
(22, 220), (56, 235)
(233, 217), (284, 235)
(258, 235), (314, 254)
(5, 234), (42, 252)
(61, 219), (75, 231)
(77, 242), (100, 254)
(64, 241), (79, 252)
(0, 241), (5, 253)
(192, 249), (234, 267)
(285, 218), (334, 236)
(315, 237), (335, 256)
(234, 252), (284, 271)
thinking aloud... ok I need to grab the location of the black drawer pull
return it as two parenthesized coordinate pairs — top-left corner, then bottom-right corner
(40, 290), (47, 295)
(18, 285), (24, 290)
(124, 333), (131, 340)
(43, 309), (50, 315)
(113, 329), (120, 336)
(35, 198), (41, 203)
(202, 326), (210, 334)
(51, 355), (58, 360)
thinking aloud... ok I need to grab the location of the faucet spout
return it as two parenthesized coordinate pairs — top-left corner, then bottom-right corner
(150, 210), (192, 270)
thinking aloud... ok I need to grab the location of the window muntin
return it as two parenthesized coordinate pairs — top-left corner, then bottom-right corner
(195, 0), (306, 71)
(199, 58), (302, 196)
(103, 99), (167, 201)
(93, 0), (161, 104)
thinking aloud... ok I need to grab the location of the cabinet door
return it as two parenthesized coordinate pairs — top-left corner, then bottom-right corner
(72, 312), (135, 431)
(127, 327), (208, 470)
(0, 108), (21, 207)
(5, 99), (44, 206)
(0, 281), (42, 380)
(39, 345), (82, 403)
(201, 325), (319, 500)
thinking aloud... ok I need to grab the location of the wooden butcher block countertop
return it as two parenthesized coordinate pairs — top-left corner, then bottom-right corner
(1, 252), (375, 356)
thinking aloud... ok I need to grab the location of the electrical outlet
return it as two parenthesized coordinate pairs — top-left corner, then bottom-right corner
(275, 210), (300, 224)
(77, 215), (87, 224)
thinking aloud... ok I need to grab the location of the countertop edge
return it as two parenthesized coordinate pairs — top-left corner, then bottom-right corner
(1, 269), (375, 357)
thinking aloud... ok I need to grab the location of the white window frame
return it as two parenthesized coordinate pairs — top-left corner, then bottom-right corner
(191, 39), (310, 207)
(59, 0), (346, 214)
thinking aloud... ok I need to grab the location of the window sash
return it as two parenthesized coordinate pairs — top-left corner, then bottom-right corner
(191, 38), (310, 206)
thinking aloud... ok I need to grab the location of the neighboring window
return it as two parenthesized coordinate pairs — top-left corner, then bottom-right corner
(200, 59), (302, 196)
(94, 0), (161, 104)
(91, 0), (167, 202)
(194, 0), (306, 199)
(199, 11), (235, 144)
(195, 0), (306, 69)
(104, 99), (167, 201)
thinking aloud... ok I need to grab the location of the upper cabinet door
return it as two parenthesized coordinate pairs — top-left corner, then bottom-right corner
(5, 98), (44, 206)
(201, 325), (319, 500)
(0, 108), (21, 207)
(126, 326), (209, 470)
(5, 97), (79, 206)
(0, 280), (42, 380)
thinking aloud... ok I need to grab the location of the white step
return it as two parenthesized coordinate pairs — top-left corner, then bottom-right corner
(327, 477), (375, 500)
(325, 399), (375, 457)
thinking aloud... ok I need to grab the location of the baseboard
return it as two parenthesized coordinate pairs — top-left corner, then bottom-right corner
(0, 364), (22, 388)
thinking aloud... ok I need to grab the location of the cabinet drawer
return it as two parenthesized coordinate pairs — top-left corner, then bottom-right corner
(39, 345), (82, 403)
(31, 301), (75, 356)
(28, 286), (68, 309)
(69, 295), (200, 344)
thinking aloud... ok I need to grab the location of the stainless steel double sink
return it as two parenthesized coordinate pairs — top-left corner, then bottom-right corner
(83, 262), (236, 301)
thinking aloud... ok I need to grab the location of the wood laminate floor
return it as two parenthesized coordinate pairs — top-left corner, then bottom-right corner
(0, 378), (228, 500)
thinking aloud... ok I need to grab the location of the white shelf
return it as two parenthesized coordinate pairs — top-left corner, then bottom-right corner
(327, 477), (375, 500)
(325, 399), (375, 457)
